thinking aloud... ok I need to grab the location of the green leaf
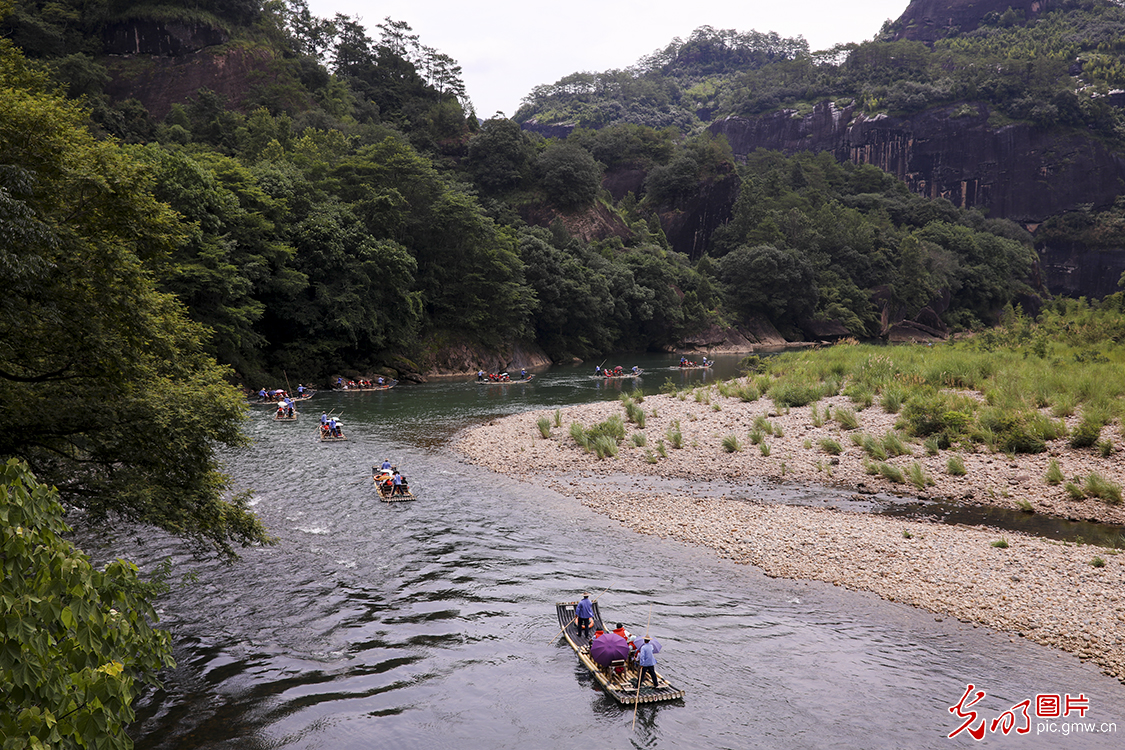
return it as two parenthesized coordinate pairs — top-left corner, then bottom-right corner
(60, 606), (75, 631)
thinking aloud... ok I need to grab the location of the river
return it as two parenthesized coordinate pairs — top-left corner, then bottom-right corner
(78, 354), (1123, 749)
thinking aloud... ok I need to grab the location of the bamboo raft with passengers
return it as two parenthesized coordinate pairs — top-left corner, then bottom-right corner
(250, 390), (315, 406)
(477, 373), (535, 384)
(592, 368), (644, 380)
(317, 414), (347, 442)
(373, 468), (414, 502)
(672, 358), (712, 370)
(335, 379), (397, 391)
(555, 600), (684, 704)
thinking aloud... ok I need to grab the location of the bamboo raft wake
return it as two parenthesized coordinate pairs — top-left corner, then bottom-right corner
(555, 601), (684, 705)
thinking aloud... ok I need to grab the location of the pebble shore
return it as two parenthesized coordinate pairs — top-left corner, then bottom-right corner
(454, 386), (1125, 683)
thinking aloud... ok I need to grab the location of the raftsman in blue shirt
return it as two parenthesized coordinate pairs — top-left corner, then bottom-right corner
(575, 598), (593, 619)
(637, 642), (657, 667)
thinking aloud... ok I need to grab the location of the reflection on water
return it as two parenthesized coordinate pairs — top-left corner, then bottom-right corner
(70, 353), (1125, 749)
(575, 473), (1125, 547)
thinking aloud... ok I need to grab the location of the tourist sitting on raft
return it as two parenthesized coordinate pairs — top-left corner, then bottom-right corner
(321, 418), (343, 438)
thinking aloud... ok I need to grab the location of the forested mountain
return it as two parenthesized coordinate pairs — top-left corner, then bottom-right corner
(517, 1), (1125, 302)
(516, 27), (811, 132)
(518, 0), (1125, 149)
(5, 0), (1115, 393)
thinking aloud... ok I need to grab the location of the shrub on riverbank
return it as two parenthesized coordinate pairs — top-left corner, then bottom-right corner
(621, 396), (646, 427)
(568, 415), (626, 458)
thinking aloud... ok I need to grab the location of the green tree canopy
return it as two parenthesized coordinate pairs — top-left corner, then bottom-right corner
(719, 243), (818, 322)
(467, 117), (535, 194)
(0, 39), (269, 557)
(537, 142), (602, 209)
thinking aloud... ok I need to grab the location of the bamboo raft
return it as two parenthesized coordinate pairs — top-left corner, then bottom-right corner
(250, 392), (316, 406)
(336, 380), (398, 391)
(555, 601), (684, 705)
(477, 375), (534, 384)
(318, 430), (347, 442)
(273, 411), (298, 421)
(591, 369), (644, 380)
(374, 476), (415, 502)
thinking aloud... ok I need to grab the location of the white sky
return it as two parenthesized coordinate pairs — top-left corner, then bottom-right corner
(307, 1), (911, 118)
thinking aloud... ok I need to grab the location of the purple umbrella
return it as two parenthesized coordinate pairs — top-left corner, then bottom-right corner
(589, 632), (630, 666)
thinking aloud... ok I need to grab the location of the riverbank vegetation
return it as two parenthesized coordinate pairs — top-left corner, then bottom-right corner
(0, 37), (269, 558)
(568, 296), (1125, 513)
(752, 298), (1125, 462)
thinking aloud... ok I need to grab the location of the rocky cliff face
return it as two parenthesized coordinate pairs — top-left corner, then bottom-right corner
(893, 0), (1054, 42)
(710, 101), (1125, 224)
(100, 18), (292, 121)
(1037, 244), (1125, 299)
(104, 46), (285, 121)
(103, 19), (228, 56)
(520, 200), (632, 244)
(656, 171), (741, 259)
(675, 317), (789, 351)
(416, 335), (552, 377)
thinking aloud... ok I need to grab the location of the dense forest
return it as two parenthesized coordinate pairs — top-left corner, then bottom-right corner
(1, 0), (1060, 383)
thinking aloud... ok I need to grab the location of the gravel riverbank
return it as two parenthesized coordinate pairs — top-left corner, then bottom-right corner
(454, 388), (1125, 683)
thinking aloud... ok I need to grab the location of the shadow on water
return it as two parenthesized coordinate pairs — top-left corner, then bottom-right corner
(577, 471), (1125, 549)
(879, 497), (1125, 548)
